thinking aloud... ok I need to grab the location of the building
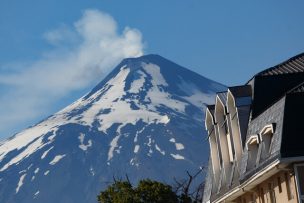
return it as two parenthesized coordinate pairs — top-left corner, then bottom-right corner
(202, 53), (304, 203)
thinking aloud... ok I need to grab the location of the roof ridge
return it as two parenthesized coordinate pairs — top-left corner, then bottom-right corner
(256, 52), (304, 77)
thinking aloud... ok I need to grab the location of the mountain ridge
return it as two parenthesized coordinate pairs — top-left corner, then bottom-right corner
(86, 54), (221, 99)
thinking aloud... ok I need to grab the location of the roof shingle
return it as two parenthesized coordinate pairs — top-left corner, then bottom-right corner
(256, 53), (304, 76)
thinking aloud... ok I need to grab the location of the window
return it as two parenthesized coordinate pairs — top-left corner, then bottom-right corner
(246, 135), (260, 170)
(250, 194), (255, 203)
(268, 182), (276, 203)
(259, 187), (265, 203)
(277, 176), (282, 193)
(227, 133), (234, 163)
(223, 115), (228, 133)
(221, 113), (235, 163)
(284, 172), (294, 200)
(259, 124), (275, 162)
(295, 164), (304, 202)
(209, 132), (221, 188)
(247, 144), (258, 169)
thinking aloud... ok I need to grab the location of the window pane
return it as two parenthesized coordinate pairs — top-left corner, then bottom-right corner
(297, 166), (304, 195)
(285, 172), (293, 200)
(260, 133), (272, 162)
(247, 144), (258, 170)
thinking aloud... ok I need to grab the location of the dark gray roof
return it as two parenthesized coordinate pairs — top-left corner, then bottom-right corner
(280, 91), (304, 158)
(217, 91), (227, 104)
(229, 85), (252, 98)
(256, 52), (304, 76)
(240, 96), (286, 179)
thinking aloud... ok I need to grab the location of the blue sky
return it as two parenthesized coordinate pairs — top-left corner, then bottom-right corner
(1, 0), (304, 139)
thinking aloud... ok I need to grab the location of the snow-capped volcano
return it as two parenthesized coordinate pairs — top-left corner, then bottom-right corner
(0, 54), (225, 203)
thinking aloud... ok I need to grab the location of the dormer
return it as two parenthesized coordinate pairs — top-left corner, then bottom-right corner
(227, 86), (252, 161)
(259, 124), (275, 162)
(215, 93), (228, 134)
(227, 90), (242, 162)
(215, 94), (234, 162)
(205, 105), (215, 133)
(205, 106), (221, 191)
(214, 93), (235, 188)
(246, 134), (260, 171)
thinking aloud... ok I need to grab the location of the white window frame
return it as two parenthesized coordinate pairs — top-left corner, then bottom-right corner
(259, 124), (274, 137)
(246, 134), (260, 149)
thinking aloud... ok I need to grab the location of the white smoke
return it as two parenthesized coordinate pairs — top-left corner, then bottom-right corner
(0, 9), (144, 138)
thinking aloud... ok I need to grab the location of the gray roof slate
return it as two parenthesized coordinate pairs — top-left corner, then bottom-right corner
(240, 96), (285, 179)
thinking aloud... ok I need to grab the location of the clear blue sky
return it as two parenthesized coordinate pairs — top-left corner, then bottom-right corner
(1, 0), (304, 139)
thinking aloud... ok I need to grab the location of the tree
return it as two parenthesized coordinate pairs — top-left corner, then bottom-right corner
(173, 168), (205, 203)
(97, 181), (138, 203)
(135, 179), (178, 203)
(97, 179), (178, 203)
(97, 168), (205, 203)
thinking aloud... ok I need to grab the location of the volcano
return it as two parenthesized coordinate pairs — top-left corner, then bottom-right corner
(0, 54), (225, 203)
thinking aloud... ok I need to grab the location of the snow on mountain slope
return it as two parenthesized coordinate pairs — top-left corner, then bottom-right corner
(0, 54), (226, 203)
